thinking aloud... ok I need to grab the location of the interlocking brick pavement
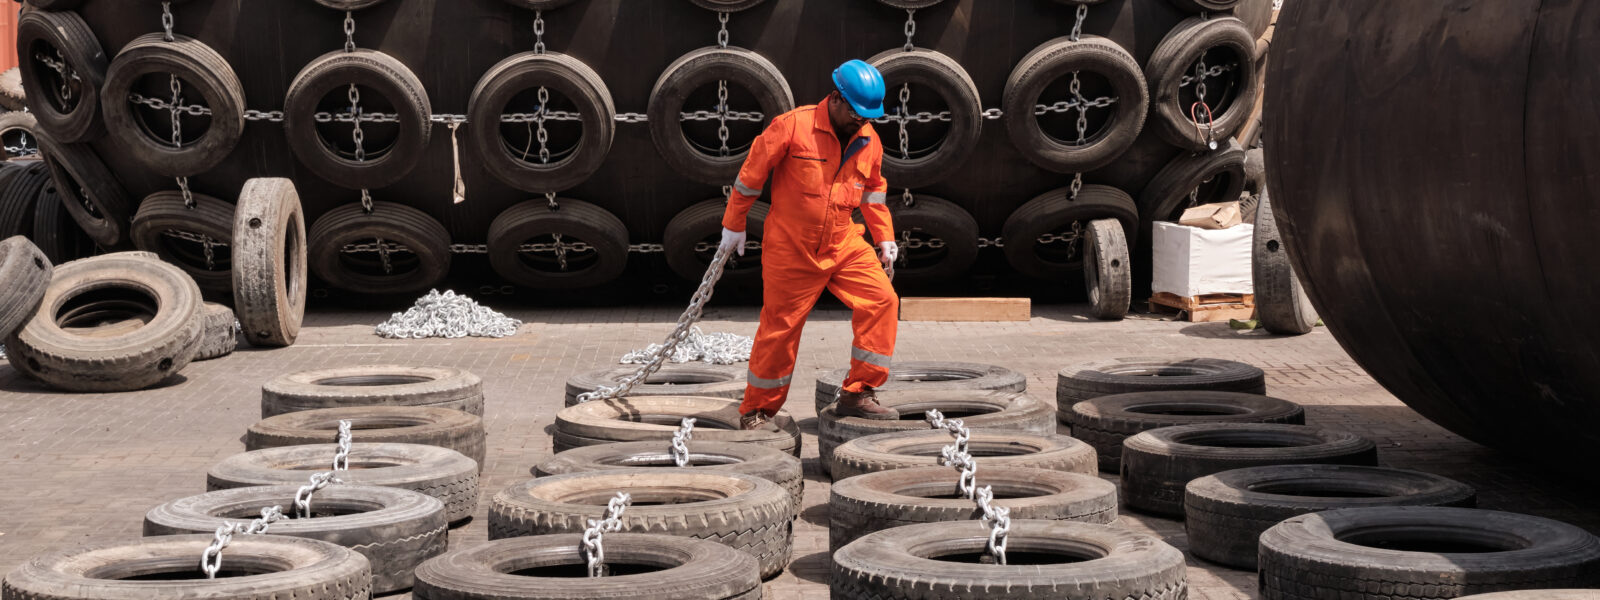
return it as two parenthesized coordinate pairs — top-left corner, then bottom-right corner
(1, 304), (1595, 599)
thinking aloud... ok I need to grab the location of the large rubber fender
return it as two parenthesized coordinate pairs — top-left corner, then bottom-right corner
(1265, 0), (1600, 463)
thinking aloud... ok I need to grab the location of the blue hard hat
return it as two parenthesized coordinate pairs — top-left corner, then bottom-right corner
(832, 60), (886, 119)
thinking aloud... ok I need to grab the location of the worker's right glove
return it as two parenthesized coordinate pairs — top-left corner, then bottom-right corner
(719, 227), (747, 257)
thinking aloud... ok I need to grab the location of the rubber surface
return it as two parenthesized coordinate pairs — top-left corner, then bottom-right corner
(817, 390), (1056, 474)
(307, 201), (451, 295)
(412, 533), (761, 600)
(131, 191), (235, 296)
(101, 33), (245, 177)
(487, 198), (628, 290)
(829, 430), (1098, 481)
(564, 364), (745, 407)
(555, 396), (800, 456)
(1056, 356), (1266, 412)
(246, 406), (487, 470)
(232, 177), (307, 347)
(1068, 389), (1303, 471)
(534, 440), (803, 515)
(0, 236), (51, 342)
(206, 442), (480, 523)
(814, 360), (1025, 413)
(261, 365), (485, 418)
(1002, 184), (1139, 279)
(193, 301), (237, 361)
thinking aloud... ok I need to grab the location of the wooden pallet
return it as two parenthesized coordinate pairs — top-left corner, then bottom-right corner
(900, 297), (1031, 322)
(1148, 292), (1256, 323)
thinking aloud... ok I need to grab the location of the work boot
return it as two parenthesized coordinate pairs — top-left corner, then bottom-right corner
(740, 410), (778, 431)
(835, 388), (899, 420)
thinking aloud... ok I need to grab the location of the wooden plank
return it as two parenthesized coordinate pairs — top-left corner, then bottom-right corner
(1148, 294), (1256, 323)
(900, 298), (1030, 322)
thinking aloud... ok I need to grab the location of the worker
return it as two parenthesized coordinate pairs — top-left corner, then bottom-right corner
(720, 59), (901, 431)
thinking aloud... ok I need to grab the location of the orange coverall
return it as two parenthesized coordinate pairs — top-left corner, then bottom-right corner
(722, 96), (899, 417)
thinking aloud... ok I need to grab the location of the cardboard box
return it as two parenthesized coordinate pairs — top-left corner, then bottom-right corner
(1179, 201), (1243, 230)
(1151, 221), (1254, 297)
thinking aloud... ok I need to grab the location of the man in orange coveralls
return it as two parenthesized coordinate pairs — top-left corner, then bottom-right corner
(719, 60), (901, 430)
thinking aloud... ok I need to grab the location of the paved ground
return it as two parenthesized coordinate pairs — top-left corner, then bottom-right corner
(1, 303), (1595, 599)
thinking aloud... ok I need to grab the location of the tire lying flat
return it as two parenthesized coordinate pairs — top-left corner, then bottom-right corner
(817, 390), (1056, 475)
(246, 406), (487, 471)
(555, 396), (800, 456)
(564, 364), (745, 407)
(814, 361), (1025, 413)
(1067, 390), (1303, 471)
(829, 430), (1099, 481)
(1056, 356), (1266, 412)
(206, 442), (480, 523)
(261, 365), (485, 418)
(533, 440), (803, 515)
(412, 533), (761, 600)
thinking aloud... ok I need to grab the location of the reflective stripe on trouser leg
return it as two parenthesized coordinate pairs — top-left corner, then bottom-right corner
(829, 242), (899, 394)
(741, 261), (830, 416)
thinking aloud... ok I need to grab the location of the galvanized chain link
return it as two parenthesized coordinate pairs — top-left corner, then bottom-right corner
(360, 189), (374, 214)
(551, 233), (569, 271)
(375, 236), (395, 275)
(503, 110), (582, 123)
(981, 108), (1004, 120)
(977, 237), (1005, 248)
(344, 11), (357, 52)
(615, 112), (650, 123)
(375, 289), (523, 339)
(244, 109), (286, 122)
(290, 420), (352, 519)
(671, 418), (696, 467)
(716, 80), (731, 156)
(35, 51), (79, 101)
(1070, 172), (1083, 200)
(176, 176), (194, 209)
(161, 2), (176, 42)
(533, 10), (546, 54)
(199, 505), (284, 579)
(925, 409), (1008, 564)
(1069, 73), (1090, 145)
(691, 240), (761, 253)
(896, 84), (911, 160)
(716, 11), (730, 49)
(1033, 96), (1117, 116)
(974, 486), (1011, 565)
(620, 326), (751, 366)
(904, 9), (917, 52)
(576, 247), (734, 403)
(901, 189), (915, 208)
(582, 493), (632, 577)
(331, 419), (352, 471)
(680, 109), (764, 123)
(547, 191), (560, 211)
(168, 75), (184, 148)
(872, 109), (951, 125)
(348, 84), (366, 161)
(1178, 61), (1234, 88)
(533, 86), (552, 164)
(1069, 3), (1089, 42)
(128, 92), (212, 115)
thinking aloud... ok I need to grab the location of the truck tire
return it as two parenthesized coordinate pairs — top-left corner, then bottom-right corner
(868, 48), (983, 188)
(884, 195), (980, 285)
(468, 51), (614, 193)
(1186, 465), (1475, 569)
(247, 406), (486, 471)
(412, 534), (760, 600)
(648, 47), (792, 186)
(206, 442), (480, 523)
(534, 440), (803, 515)
(6, 253), (203, 392)
(101, 34), (244, 177)
(1083, 217), (1131, 320)
(555, 396), (800, 456)
(1003, 36), (1148, 173)
(829, 430), (1097, 481)
(817, 390), (1055, 475)
(193, 302), (237, 361)
(1002, 184), (1139, 279)
(0, 162), (47, 238)
(36, 133), (130, 248)
(487, 198), (628, 290)
(261, 365), (485, 418)
(308, 202), (451, 296)
(284, 50), (431, 189)
(143, 484), (445, 594)
(232, 178), (306, 347)
(663, 199), (768, 285)
(17, 10), (106, 143)
(0, 236), (51, 341)
(1146, 16), (1257, 149)
(1056, 356), (1266, 411)
(131, 190), (235, 296)
(565, 364), (745, 407)
(829, 466), (1116, 552)
(1121, 423), (1378, 517)
(1068, 390), (1303, 471)
(815, 361), (1025, 413)
(1253, 192), (1319, 334)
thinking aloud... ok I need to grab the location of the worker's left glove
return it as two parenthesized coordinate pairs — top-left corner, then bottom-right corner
(877, 241), (899, 268)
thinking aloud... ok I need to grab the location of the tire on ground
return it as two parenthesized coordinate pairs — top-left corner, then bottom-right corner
(1084, 217), (1131, 320)
(1056, 356), (1266, 412)
(883, 195), (980, 285)
(487, 198), (628, 290)
(1185, 465), (1476, 569)
(829, 466), (1116, 552)
(261, 365), (485, 418)
(832, 520), (1187, 600)
(284, 50), (431, 189)
(0, 535), (371, 600)
(469, 51), (614, 193)
(193, 302), (237, 361)
(1004, 36), (1149, 173)
(232, 178), (307, 347)
(143, 484), (446, 594)
(0, 236), (51, 341)
(490, 469), (793, 579)
(1147, 16), (1258, 149)
(17, 10), (106, 143)
(817, 390), (1056, 473)
(555, 396), (800, 456)
(830, 430), (1098, 481)
(36, 132), (131, 247)
(1259, 508), (1600, 599)
(648, 47), (793, 186)
(1121, 423), (1378, 517)
(565, 364), (746, 407)
(206, 442), (480, 523)
(663, 199), (768, 285)
(535, 440), (803, 515)
(867, 48), (982, 189)
(132, 191), (235, 296)
(101, 34), (244, 177)
(413, 533), (761, 600)
(247, 406), (486, 470)
(6, 253), (203, 392)
(1253, 192), (1319, 334)
(814, 360), (1025, 413)
(1002, 184), (1139, 280)
(1068, 390), (1303, 471)
(308, 201), (451, 296)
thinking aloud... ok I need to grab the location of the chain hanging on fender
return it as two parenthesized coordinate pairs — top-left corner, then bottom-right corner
(344, 11), (357, 53)
(716, 11), (730, 49)
(575, 248), (734, 404)
(201, 421), (349, 578)
(161, 1), (176, 42)
(1069, 172), (1083, 201)
(581, 492), (632, 577)
(904, 9), (917, 52)
(1189, 58), (1219, 150)
(533, 10), (546, 54)
(671, 418), (696, 467)
(1069, 4), (1088, 43)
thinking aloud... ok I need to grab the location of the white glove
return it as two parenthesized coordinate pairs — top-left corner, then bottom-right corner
(720, 228), (747, 256)
(877, 241), (899, 267)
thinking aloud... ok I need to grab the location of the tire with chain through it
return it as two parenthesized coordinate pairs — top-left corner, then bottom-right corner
(469, 51), (614, 194)
(648, 46), (794, 186)
(284, 49), (432, 190)
(663, 199), (769, 285)
(1003, 35), (1149, 174)
(1146, 16), (1258, 150)
(17, 9), (106, 143)
(36, 132), (132, 248)
(1002, 184), (1139, 280)
(487, 198), (629, 290)
(883, 194), (979, 285)
(308, 201), (452, 296)
(132, 191), (235, 296)
(868, 48), (982, 189)
(101, 33), (245, 177)
(206, 442), (481, 523)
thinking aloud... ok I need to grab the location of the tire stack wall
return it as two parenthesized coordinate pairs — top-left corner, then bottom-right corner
(26, 0), (1267, 299)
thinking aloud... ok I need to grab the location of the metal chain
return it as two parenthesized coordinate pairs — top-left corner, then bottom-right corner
(551, 233), (569, 271)
(576, 247), (733, 403)
(161, 1), (175, 42)
(1194, 57), (1210, 105)
(619, 326), (751, 366)
(974, 486), (1012, 565)
(200, 506), (285, 579)
(1069, 3), (1088, 42)
(901, 189), (914, 208)
(360, 189), (374, 214)
(1033, 96), (1117, 116)
(244, 109), (286, 122)
(977, 237), (1005, 248)
(348, 84), (365, 161)
(344, 11), (357, 52)
(292, 420), (352, 519)
(332, 419), (352, 471)
(375, 236), (395, 275)
(670, 418), (696, 467)
(1069, 72), (1091, 145)
(896, 84), (911, 160)
(176, 177), (194, 209)
(533, 10), (546, 54)
(169, 75), (184, 148)
(1178, 62), (1234, 88)
(615, 112), (650, 123)
(1070, 172), (1083, 200)
(36, 51), (79, 101)
(681, 108), (763, 123)
(582, 493), (632, 577)
(128, 92), (212, 116)
(716, 80), (731, 157)
(925, 410), (1008, 564)
(904, 9), (917, 52)
(546, 191), (560, 211)
(375, 289), (523, 339)
(716, 11), (729, 48)
(534, 87), (552, 164)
